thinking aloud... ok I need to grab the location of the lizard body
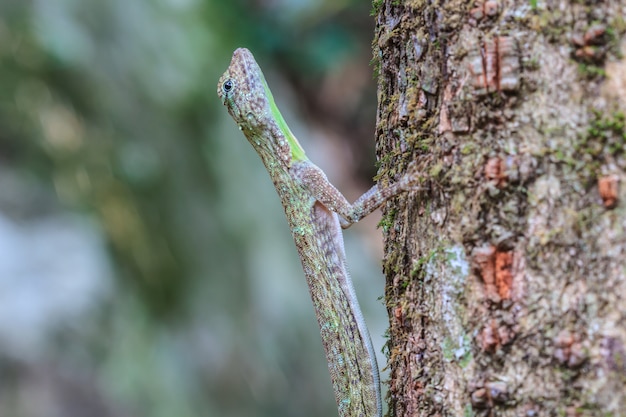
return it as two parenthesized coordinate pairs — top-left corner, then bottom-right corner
(218, 48), (415, 417)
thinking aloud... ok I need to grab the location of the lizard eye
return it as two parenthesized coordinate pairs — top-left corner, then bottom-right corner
(222, 79), (235, 94)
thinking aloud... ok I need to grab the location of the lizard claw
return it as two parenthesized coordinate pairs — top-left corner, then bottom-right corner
(399, 160), (425, 192)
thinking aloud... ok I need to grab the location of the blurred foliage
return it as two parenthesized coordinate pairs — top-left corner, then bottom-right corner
(1, 0), (373, 316)
(0, 0), (377, 416)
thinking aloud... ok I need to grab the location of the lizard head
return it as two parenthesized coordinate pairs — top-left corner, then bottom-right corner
(218, 48), (268, 130)
(217, 48), (306, 165)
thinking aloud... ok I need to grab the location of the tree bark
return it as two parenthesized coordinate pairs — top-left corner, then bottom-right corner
(373, 1), (626, 416)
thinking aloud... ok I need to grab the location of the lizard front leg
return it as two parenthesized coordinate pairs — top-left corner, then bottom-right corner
(291, 160), (422, 228)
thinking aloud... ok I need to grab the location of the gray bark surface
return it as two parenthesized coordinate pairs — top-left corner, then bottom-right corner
(373, 1), (626, 415)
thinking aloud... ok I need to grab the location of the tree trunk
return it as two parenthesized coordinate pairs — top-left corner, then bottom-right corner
(373, 1), (626, 416)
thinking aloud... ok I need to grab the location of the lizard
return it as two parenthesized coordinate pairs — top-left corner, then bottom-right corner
(217, 48), (418, 417)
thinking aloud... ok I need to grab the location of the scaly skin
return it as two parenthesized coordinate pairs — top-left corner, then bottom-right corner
(218, 48), (416, 417)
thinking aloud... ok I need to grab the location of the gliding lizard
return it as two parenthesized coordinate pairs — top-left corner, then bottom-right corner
(218, 48), (418, 417)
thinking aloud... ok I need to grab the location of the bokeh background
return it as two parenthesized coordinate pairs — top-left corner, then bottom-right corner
(0, 0), (388, 416)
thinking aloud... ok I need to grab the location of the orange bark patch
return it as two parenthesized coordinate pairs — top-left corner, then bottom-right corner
(484, 157), (506, 187)
(494, 250), (513, 300)
(598, 175), (619, 208)
(473, 246), (514, 301)
(468, 36), (520, 94)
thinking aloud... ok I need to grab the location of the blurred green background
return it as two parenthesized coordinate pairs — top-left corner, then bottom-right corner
(0, 0), (387, 416)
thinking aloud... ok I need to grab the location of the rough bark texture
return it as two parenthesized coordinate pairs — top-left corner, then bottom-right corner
(373, 1), (626, 416)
